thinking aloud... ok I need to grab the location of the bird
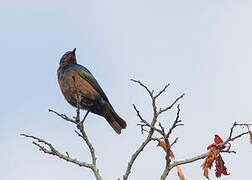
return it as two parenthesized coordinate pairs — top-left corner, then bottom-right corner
(57, 48), (127, 134)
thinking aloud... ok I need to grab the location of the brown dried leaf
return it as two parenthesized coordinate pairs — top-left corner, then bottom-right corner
(158, 140), (175, 159)
(176, 165), (185, 180)
(207, 143), (215, 150)
(215, 154), (229, 177)
(202, 148), (219, 178)
(214, 134), (224, 145)
(207, 134), (225, 150)
(159, 140), (167, 152)
(170, 150), (175, 159)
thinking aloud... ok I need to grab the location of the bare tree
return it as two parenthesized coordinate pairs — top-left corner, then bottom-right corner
(21, 79), (251, 180)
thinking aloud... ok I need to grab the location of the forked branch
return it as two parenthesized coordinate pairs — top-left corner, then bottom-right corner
(123, 79), (184, 180)
(125, 79), (250, 180)
(22, 108), (101, 180)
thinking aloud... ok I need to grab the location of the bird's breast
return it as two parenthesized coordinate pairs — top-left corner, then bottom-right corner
(57, 68), (100, 108)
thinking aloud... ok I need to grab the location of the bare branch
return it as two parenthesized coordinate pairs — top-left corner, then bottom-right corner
(48, 109), (75, 124)
(225, 131), (250, 144)
(158, 122), (166, 136)
(123, 106), (158, 179)
(123, 133), (152, 180)
(167, 104), (183, 138)
(128, 80), (250, 180)
(169, 123), (250, 169)
(160, 105), (183, 180)
(154, 84), (170, 100)
(66, 152), (70, 158)
(171, 152), (211, 169)
(228, 122), (237, 140)
(224, 122), (251, 146)
(23, 134), (100, 180)
(169, 129), (249, 169)
(170, 137), (179, 147)
(124, 80), (164, 180)
(20, 134), (93, 168)
(35, 79), (250, 180)
(221, 150), (236, 154)
(77, 123), (97, 166)
(130, 79), (153, 98)
(133, 104), (163, 134)
(75, 130), (83, 137)
(137, 125), (151, 134)
(81, 110), (90, 123)
(28, 106), (101, 180)
(152, 137), (162, 142)
(235, 123), (252, 129)
(158, 93), (185, 115)
(127, 80), (185, 180)
(161, 137), (172, 180)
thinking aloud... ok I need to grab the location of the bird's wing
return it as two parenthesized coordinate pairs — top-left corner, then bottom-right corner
(73, 64), (111, 105)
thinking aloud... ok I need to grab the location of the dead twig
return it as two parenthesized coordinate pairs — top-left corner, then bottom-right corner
(158, 93), (185, 115)
(169, 123), (250, 169)
(20, 133), (94, 168)
(124, 79), (184, 180)
(24, 85), (101, 179)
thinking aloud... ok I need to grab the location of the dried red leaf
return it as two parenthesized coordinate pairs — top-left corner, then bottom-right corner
(159, 140), (167, 152)
(158, 140), (175, 159)
(207, 135), (224, 151)
(170, 150), (175, 159)
(203, 135), (229, 179)
(214, 134), (224, 145)
(215, 154), (229, 177)
(202, 148), (219, 178)
(207, 143), (215, 150)
(212, 134), (226, 150)
(176, 165), (185, 180)
(203, 165), (209, 179)
(208, 149), (219, 169)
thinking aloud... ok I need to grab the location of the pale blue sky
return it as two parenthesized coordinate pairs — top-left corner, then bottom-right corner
(1, 0), (251, 179)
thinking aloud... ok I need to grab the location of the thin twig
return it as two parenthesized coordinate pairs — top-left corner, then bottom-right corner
(78, 124), (97, 166)
(158, 94), (185, 115)
(169, 123), (250, 169)
(224, 122), (251, 145)
(35, 101), (101, 179)
(48, 109), (75, 124)
(81, 110), (90, 123)
(170, 152), (211, 169)
(160, 105), (184, 180)
(125, 80), (184, 180)
(154, 84), (170, 100)
(130, 79), (153, 98)
(170, 137), (179, 147)
(20, 134), (93, 168)
(133, 104), (163, 134)
(123, 133), (153, 180)
(167, 104), (183, 138)
(123, 80), (161, 180)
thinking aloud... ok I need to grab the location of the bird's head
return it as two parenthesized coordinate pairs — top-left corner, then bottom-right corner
(59, 48), (77, 65)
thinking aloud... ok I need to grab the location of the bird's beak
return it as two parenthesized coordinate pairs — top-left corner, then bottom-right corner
(72, 48), (76, 55)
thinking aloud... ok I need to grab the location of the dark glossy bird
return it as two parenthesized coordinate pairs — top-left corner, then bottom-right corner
(57, 48), (127, 134)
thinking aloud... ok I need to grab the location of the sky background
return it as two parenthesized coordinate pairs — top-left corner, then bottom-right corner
(1, 0), (252, 179)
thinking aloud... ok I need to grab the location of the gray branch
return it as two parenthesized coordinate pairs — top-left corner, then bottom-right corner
(125, 79), (184, 180)
(22, 108), (102, 180)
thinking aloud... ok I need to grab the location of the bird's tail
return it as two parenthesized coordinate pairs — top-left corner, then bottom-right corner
(104, 106), (127, 134)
